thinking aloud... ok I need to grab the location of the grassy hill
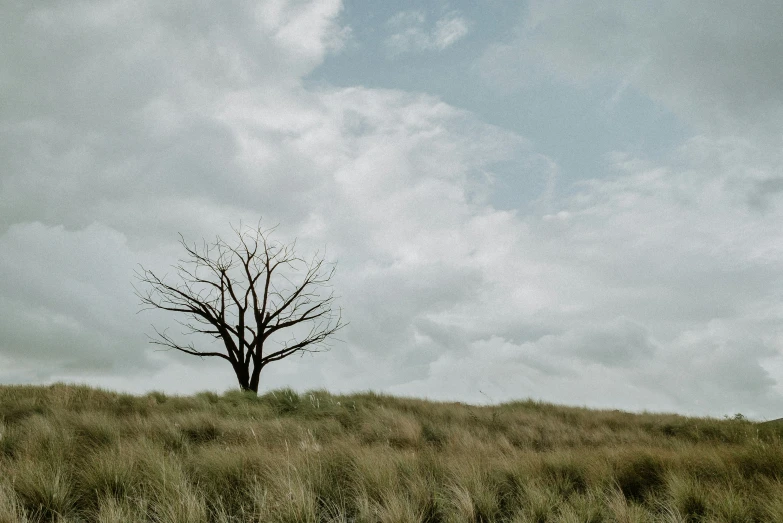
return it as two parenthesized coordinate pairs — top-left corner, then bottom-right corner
(1, 384), (782, 522)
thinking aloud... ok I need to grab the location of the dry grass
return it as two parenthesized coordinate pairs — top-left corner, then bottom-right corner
(0, 384), (781, 522)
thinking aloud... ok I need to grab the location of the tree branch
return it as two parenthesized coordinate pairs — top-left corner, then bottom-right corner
(135, 223), (346, 393)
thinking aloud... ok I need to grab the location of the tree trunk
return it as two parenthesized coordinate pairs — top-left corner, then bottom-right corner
(248, 364), (263, 393)
(233, 362), (251, 391)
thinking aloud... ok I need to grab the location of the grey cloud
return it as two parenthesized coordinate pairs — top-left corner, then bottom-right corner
(479, 1), (783, 136)
(384, 133), (783, 416)
(543, 318), (657, 367)
(748, 177), (783, 212)
(0, 0), (347, 233)
(3, 0), (783, 419)
(643, 321), (781, 416)
(0, 0), (535, 394)
(399, 313), (783, 417)
(1, 1), (343, 122)
(340, 263), (484, 359)
(0, 223), (156, 374)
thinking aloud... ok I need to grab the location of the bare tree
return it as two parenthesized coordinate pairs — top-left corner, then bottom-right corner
(135, 224), (344, 393)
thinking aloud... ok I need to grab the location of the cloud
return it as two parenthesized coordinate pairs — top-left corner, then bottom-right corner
(478, 1), (783, 137)
(433, 13), (471, 50)
(2, 0), (783, 419)
(0, 0), (349, 236)
(385, 10), (470, 56)
(0, 223), (150, 376)
(0, 0), (538, 398)
(382, 129), (783, 417)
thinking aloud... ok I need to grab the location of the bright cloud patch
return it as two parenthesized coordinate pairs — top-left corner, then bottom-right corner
(385, 10), (469, 56)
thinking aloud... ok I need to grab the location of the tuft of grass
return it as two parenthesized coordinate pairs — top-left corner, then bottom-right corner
(178, 413), (222, 444)
(94, 496), (146, 523)
(0, 422), (20, 460)
(69, 411), (119, 451)
(605, 488), (653, 523)
(541, 453), (589, 497)
(707, 484), (755, 522)
(0, 482), (29, 523)
(262, 388), (302, 416)
(75, 445), (141, 512)
(734, 441), (783, 481)
(665, 473), (708, 521)
(515, 480), (559, 522)
(0, 399), (48, 425)
(614, 452), (667, 502)
(12, 462), (76, 521)
(421, 421), (449, 448)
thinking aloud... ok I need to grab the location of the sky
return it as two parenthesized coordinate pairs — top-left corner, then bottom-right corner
(2, 1), (783, 419)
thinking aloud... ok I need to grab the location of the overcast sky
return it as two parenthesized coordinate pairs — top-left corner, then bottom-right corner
(2, 1), (783, 418)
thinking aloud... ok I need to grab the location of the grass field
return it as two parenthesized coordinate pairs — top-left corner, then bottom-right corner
(1, 384), (783, 522)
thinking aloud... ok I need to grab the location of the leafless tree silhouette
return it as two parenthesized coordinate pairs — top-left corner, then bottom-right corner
(135, 224), (344, 393)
